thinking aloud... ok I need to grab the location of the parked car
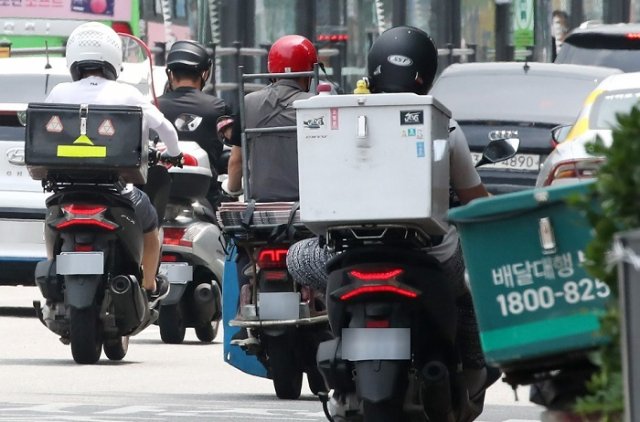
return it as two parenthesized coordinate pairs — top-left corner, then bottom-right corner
(536, 72), (640, 187)
(0, 52), (162, 285)
(555, 23), (640, 73)
(429, 62), (621, 194)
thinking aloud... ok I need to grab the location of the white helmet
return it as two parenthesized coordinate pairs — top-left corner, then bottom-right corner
(66, 22), (122, 81)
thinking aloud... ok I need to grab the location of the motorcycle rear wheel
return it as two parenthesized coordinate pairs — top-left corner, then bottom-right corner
(70, 305), (103, 364)
(195, 320), (219, 342)
(268, 335), (303, 400)
(103, 336), (129, 361)
(159, 303), (186, 344)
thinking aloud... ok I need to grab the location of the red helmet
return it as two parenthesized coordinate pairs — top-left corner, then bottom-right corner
(268, 35), (318, 74)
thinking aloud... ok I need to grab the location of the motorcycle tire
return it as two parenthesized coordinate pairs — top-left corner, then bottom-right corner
(307, 366), (328, 395)
(159, 303), (186, 344)
(268, 335), (304, 400)
(103, 336), (130, 361)
(195, 320), (219, 343)
(70, 305), (103, 364)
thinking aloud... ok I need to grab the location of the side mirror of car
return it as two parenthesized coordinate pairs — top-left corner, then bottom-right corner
(17, 110), (27, 127)
(551, 124), (572, 147)
(476, 137), (520, 168)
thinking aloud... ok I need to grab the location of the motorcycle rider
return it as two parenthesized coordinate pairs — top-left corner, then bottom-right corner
(286, 26), (501, 400)
(224, 34), (318, 345)
(45, 22), (183, 307)
(158, 40), (233, 208)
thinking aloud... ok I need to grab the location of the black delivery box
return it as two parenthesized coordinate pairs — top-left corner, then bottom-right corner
(25, 103), (147, 185)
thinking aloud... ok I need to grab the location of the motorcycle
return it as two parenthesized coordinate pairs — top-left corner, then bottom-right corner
(315, 137), (520, 422)
(156, 115), (226, 344)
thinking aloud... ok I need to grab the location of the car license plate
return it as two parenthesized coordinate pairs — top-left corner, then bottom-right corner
(471, 152), (541, 171)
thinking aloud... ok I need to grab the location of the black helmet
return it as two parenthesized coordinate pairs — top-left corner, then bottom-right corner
(166, 40), (211, 72)
(367, 26), (438, 95)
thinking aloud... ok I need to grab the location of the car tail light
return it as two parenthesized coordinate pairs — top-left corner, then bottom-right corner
(543, 158), (604, 186)
(56, 204), (118, 231)
(349, 268), (403, 281)
(627, 33), (640, 39)
(366, 320), (390, 328)
(257, 247), (289, 269)
(340, 285), (418, 301)
(112, 22), (133, 35)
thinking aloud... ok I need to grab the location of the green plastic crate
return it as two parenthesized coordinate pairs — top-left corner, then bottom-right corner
(448, 181), (610, 366)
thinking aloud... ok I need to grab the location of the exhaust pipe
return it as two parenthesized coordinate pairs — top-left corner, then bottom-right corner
(420, 361), (453, 420)
(110, 275), (146, 335)
(192, 283), (219, 324)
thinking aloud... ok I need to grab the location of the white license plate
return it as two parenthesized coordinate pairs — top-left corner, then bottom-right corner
(56, 252), (104, 275)
(159, 263), (193, 283)
(471, 152), (540, 171)
(258, 292), (300, 320)
(341, 328), (411, 361)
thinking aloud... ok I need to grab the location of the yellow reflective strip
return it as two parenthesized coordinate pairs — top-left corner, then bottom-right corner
(57, 145), (107, 158)
(73, 135), (95, 145)
(565, 118), (589, 143)
(584, 89), (606, 105)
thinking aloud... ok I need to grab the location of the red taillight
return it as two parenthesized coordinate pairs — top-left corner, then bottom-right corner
(366, 320), (390, 328)
(264, 270), (287, 281)
(340, 285), (418, 301)
(112, 22), (133, 35)
(257, 247), (289, 269)
(543, 158), (604, 186)
(161, 254), (178, 262)
(163, 228), (192, 247)
(349, 268), (403, 281)
(75, 245), (93, 252)
(627, 33), (640, 39)
(56, 204), (117, 231)
(182, 154), (198, 166)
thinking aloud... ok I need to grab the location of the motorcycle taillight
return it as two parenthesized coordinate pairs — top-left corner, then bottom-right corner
(349, 268), (403, 281)
(163, 227), (192, 247)
(340, 285), (418, 301)
(56, 204), (118, 231)
(256, 246), (289, 269)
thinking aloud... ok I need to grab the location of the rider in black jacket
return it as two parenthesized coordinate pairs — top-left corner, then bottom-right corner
(158, 40), (233, 208)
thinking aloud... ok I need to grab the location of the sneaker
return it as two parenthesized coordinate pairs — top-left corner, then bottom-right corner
(147, 275), (170, 309)
(230, 328), (260, 347)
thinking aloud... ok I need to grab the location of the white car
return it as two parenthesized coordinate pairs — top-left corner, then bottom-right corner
(0, 54), (163, 284)
(536, 72), (640, 187)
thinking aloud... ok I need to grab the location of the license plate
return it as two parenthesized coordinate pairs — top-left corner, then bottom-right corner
(341, 328), (411, 361)
(471, 152), (541, 171)
(56, 252), (104, 275)
(258, 292), (300, 320)
(159, 263), (193, 283)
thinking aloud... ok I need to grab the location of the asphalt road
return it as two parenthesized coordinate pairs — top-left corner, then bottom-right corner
(0, 286), (545, 422)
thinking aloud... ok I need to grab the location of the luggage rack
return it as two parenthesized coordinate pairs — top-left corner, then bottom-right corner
(324, 224), (440, 252)
(42, 172), (127, 193)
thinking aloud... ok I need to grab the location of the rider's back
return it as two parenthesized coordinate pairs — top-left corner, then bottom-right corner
(244, 80), (313, 202)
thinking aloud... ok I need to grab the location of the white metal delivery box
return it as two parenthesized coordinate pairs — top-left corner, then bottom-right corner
(294, 93), (452, 236)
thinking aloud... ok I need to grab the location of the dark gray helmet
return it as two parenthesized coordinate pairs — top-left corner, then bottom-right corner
(166, 40), (211, 72)
(367, 26), (438, 95)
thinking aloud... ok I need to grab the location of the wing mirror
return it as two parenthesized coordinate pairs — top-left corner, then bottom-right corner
(17, 110), (27, 127)
(476, 137), (520, 168)
(551, 124), (572, 147)
(174, 114), (203, 132)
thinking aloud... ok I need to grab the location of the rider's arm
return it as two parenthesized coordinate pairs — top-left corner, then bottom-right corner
(449, 120), (489, 205)
(130, 88), (181, 156)
(227, 146), (243, 193)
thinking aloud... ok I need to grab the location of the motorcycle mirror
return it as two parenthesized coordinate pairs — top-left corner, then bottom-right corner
(476, 137), (520, 168)
(551, 124), (572, 146)
(174, 114), (203, 132)
(117, 33), (159, 108)
(17, 110), (27, 127)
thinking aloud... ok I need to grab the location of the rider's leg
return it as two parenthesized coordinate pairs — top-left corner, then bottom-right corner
(142, 229), (161, 290)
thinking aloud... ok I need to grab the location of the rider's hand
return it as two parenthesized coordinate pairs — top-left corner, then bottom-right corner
(221, 178), (243, 197)
(160, 151), (184, 168)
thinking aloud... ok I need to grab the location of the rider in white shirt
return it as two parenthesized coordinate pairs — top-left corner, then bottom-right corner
(45, 22), (182, 307)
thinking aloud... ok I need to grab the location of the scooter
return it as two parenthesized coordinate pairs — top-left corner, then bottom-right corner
(316, 138), (520, 422)
(156, 129), (225, 344)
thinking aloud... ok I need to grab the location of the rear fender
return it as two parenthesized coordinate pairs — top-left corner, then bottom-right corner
(64, 275), (102, 309)
(355, 360), (409, 403)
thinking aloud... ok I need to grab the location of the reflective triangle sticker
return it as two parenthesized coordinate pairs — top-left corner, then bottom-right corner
(98, 119), (115, 136)
(46, 116), (63, 133)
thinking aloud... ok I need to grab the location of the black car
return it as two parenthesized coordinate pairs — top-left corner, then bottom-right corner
(429, 62), (620, 194)
(555, 23), (640, 72)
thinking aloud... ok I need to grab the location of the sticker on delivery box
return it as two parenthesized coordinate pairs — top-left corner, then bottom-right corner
(416, 142), (425, 158)
(330, 108), (339, 130)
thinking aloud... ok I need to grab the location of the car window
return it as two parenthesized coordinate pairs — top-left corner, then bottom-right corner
(430, 73), (599, 125)
(556, 44), (640, 73)
(0, 74), (72, 103)
(590, 89), (640, 129)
